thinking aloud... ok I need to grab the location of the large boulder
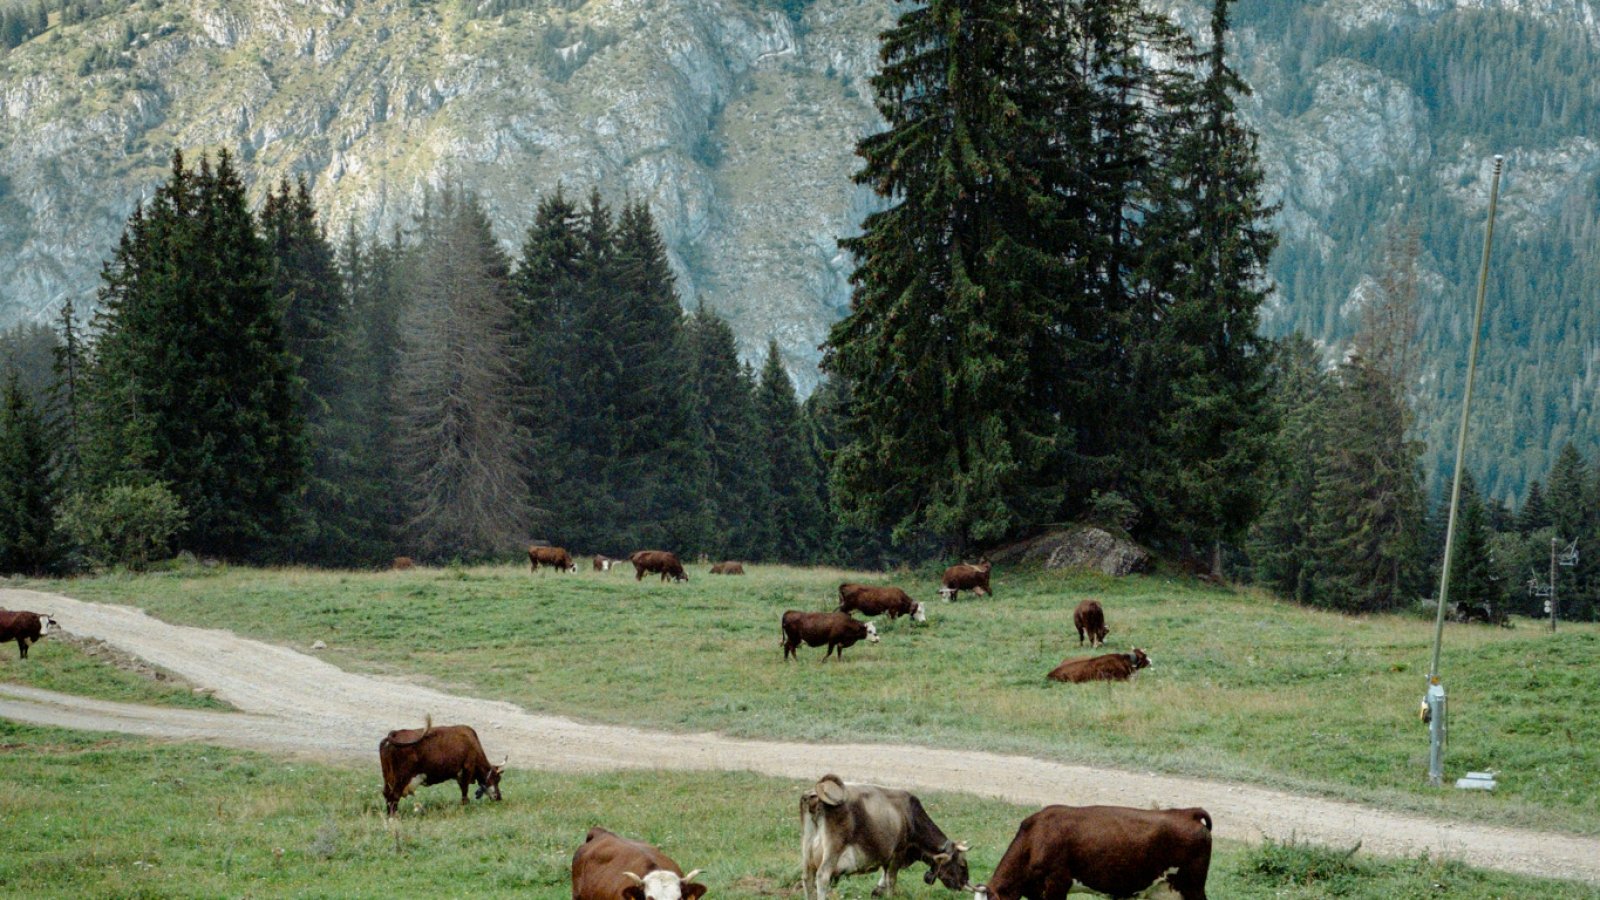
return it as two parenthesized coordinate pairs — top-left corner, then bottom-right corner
(991, 527), (1150, 577)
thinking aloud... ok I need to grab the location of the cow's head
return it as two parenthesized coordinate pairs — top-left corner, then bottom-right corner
(924, 839), (971, 891)
(938, 587), (958, 603)
(40, 615), (58, 636)
(911, 602), (927, 623)
(1129, 648), (1151, 670)
(623, 869), (706, 900)
(567, 564), (579, 574)
(971, 885), (992, 900)
(474, 755), (506, 801)
(864, 622), (880, 643)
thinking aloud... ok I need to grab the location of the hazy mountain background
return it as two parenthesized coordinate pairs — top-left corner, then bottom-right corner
(2, 0), (1597, 505)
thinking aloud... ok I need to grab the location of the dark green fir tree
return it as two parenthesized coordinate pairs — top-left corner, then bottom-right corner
(757, 341), (825, 562)
(0, 374), (65, 575)
(85, 149), (304, 560)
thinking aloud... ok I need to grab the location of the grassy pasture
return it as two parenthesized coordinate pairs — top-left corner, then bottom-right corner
(1, 720), (1594, 900)
(18, 562), (1600, 833)
(0, 632), (230, 710)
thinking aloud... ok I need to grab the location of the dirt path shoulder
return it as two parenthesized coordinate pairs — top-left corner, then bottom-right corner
(2, 588), (1596, 884)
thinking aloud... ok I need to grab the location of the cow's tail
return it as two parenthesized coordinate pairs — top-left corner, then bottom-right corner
(1194, 809), (1212, 832)
(384, 715), (435, 748)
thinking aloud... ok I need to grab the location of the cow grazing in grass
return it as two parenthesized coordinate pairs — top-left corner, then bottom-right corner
(530, 546), (578, 573)
(572, 827), (708, 900)
(709, 561), (745, 575)
(0, 610), (57, 659)
(940, 563), (992, 600)
(781, 611), (878, 662)
(594, 555), (627, 572)
(1072, 600), (1108, 648)
(378, 717), (504, 815)
(631, 550), (688, 582)
(800, 774), (972, 900)
(972, 804), (1212, 900)
(1047, 649), (1150, 684)
(838, 584), (925, 623)
(392, 556), (416, 570)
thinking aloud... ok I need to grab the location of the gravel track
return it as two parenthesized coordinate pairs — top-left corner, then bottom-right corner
(2, 588), (1597, 884)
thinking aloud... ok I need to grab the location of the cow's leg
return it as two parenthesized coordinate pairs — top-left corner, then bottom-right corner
(1039, 872), (1073, 900)
(458, 772), (471, 805)
(18, 637), (29, 659)
(872, 865), (898, 897)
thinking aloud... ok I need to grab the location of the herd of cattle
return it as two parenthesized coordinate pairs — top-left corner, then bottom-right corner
(0, 553), (1194, 898)
(527, 547), (1152, 681)
(379, 718), (1213, 900)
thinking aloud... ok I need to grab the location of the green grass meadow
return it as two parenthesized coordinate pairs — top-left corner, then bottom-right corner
(1, 720), (1594, 900)
(15, 561), (1600, 836)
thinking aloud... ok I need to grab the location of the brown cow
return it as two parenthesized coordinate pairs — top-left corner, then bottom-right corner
(0, 610), (57, 659)
(1072, 599), (1108, 648)
(800, 774), (972, 900)
(631, 550), (688, 582)
(838, 584), (926, 623)
(1047, 649), (1150, 683)
(392, 556), (416, 570)
(973, 804), (1212, 900)
(378, 717), (505, 815)
(594, 555), (627, 572)
(940, 563), (992, 600)
(782, 611), (879, 662)
(572, 827), (707, 900)
(709, 561), (746, 575)
(530, 545), (578, 573)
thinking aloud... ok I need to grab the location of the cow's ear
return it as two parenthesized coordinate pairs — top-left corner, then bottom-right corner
(682, 882), (708, 900)
(622, 886), (646, 900)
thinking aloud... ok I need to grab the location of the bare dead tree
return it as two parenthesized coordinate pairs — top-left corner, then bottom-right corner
(393, 187), (529, 560)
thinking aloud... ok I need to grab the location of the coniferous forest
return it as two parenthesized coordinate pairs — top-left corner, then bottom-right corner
(1, 0), (1596, 622)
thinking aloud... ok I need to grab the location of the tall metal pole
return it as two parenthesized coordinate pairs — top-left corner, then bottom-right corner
(1426, 154), (1503, 787)
(1551, 535), (1558, 633)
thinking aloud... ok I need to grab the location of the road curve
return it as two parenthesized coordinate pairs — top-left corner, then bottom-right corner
(2, 588), (1596, 884)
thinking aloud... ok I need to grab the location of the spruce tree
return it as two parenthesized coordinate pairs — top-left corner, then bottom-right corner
(1448, 471), (1504, 612)
(86, 149), (304, 560)
(513, 186), (584, 537)
(1517, 480), (1550, 534)
(824, 0), (1068, 552)
(394, 186), (529, 560)
(1131, 0), (1275, 567)
(757, 341), (826, 563)
(262, 176), (383, 564)
(1247, 337), (1329, 603)
(0, 374), (64, 575)
(687, 304), (771, 560)
(1305, 353), (1427, 611)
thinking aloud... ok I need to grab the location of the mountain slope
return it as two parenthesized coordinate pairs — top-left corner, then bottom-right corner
(2, 0), (1597, 497)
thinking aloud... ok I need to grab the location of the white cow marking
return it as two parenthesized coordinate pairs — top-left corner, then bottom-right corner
(865, 622), (880, 643)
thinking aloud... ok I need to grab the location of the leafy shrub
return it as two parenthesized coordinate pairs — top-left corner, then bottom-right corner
(1243, 837), (1368, 895)
(57, 483), (187, 570)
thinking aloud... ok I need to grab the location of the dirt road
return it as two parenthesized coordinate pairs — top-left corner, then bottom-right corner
(2, 588), (1597, 884)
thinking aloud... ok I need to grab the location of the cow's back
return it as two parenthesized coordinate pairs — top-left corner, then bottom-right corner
(573, 828), (681, 900)
(1025, 805), (1211, 899)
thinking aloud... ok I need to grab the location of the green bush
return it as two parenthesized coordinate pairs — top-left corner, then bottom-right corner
(57, 483), (187, 570)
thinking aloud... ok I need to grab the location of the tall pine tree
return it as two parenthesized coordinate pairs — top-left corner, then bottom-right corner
(757, 341), (826, 562)
(687, 304), (771, 561)
(85, 149), (304, 560)
(824, 0), (1067, 552)
(0, 374), (64, 575)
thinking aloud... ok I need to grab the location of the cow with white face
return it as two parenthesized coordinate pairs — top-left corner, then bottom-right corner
(572, 827), (707, 900)
(801, 774), (973, 900)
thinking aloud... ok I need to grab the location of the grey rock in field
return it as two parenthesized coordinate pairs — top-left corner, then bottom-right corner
(994, 527), (1150, 577)
(311, 640), (327, 650)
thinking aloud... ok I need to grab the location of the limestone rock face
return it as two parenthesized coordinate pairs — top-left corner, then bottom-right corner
(1, 0), (1597, 401)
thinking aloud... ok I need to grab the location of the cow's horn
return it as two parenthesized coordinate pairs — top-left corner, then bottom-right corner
(682, 869), (704, 881)
(500, 753), (509, 767)
(954, 841), (969, 852)
(623, 872), (645, 885)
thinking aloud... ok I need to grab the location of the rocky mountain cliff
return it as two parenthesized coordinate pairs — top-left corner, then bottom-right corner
(3, 0), (1598, 495)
